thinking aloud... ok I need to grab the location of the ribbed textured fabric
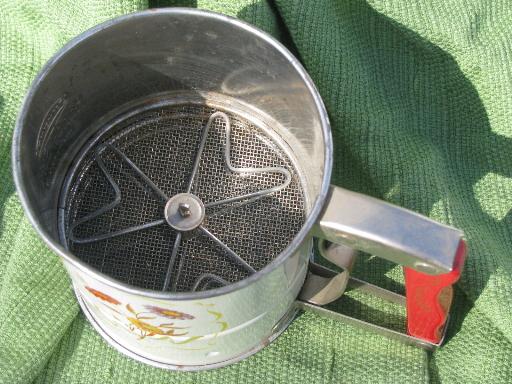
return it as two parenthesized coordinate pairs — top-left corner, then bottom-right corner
(0, 1), (511, 383)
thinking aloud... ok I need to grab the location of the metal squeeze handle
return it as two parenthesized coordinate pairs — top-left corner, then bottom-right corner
(312, 186), (466, 344)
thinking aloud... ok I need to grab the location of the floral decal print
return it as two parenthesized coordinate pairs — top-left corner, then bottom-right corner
(83, 286), (226, 346)
(86, 286), (121, 305)
(125, 303), (189, 339)
(145, 305), (194, 320)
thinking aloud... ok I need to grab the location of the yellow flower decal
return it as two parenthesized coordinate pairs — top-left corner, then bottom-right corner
(127, 317), (188, 338)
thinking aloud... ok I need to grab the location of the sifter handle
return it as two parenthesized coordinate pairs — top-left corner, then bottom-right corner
(312, 185), (467, 344)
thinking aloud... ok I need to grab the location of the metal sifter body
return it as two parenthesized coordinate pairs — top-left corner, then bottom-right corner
(13, 9), (466, 370)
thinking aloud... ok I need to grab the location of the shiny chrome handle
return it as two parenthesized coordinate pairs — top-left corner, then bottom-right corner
(313, 185), (464, 275)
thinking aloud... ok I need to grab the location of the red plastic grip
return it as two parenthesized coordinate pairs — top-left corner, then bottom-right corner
(404, 240), (467, 343)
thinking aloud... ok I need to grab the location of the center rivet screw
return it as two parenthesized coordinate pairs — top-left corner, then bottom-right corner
(178, 203), (191, 217)
(164, 193), (205, 232)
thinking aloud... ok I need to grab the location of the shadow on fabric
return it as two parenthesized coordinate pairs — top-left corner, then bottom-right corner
(238, 0), (511, 374)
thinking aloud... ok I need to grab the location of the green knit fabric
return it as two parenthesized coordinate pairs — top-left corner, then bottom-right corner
(1, 0), (511, 382)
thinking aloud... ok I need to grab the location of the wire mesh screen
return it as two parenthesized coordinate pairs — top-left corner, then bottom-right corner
(62, 103), (306, 292)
